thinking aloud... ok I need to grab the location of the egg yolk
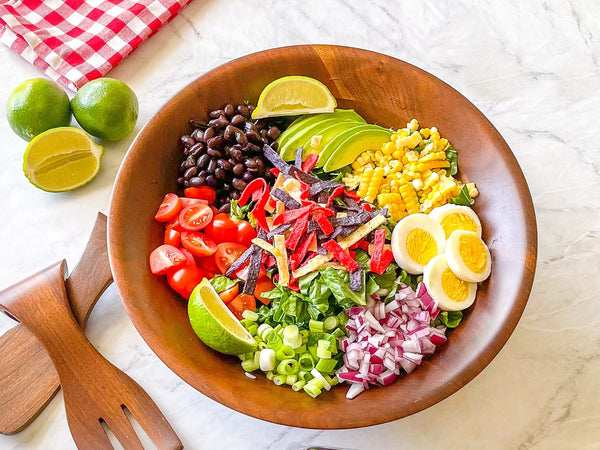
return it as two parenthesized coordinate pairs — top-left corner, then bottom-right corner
(441, 213), (478, 238)
(406, 229), (438, 265)
(458, 233), (487, 273)
(441, 267), (469, 301)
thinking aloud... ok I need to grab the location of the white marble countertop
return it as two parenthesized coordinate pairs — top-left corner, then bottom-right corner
(1, 1), (599, 449)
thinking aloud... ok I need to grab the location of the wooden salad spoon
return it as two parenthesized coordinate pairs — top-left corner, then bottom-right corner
(0, 213), (112, 435)
(0, 259), (182, 449)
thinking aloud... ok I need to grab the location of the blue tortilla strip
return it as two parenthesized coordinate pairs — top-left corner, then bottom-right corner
(266, 222), (292, 239)
(309, 180), (344, 197)
(330, 210), (370, 227)
(271, 188), (302, 210)
(225, 244), (255, 276)
(288, 165), (320, 185)
(307, 220), (321, 233)
(349, 266), (363, 292)
(295, 147), (303, 168)
(263, 144), (292, 175)
(242, 245), (264, 295)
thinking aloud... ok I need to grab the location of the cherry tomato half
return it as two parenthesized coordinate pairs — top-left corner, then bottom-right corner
(184, 186), (216, 204)
(214, 242), (248, 274)
(196, 254), (220, 278)
(254, 277), (275, 305)
(154, 193), (182, 222)
(179, 203), (213, 231)
(234, 262), (267, 281)
(181, 232), (217, 257)
(149, 244), (187, 275)
(167, 265), (204, 299)
(164, 228), (181, 247)
(178, 246), (197, 266)
(218, 283), (240, 304)
(180, 197), (208, 208)
(204, 213), (238, 244)
(235, 220), (257, 247)
(227, 293), (256, 320)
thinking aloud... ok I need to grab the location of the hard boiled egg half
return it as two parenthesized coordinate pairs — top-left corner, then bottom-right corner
(423, 254), (477, 311)
(446, 229), (491, 283)
(391, 213), (445, 275)
(429, 204), (482, 238)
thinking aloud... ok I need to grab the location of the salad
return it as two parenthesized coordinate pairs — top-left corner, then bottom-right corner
(148, 76), (492, 399)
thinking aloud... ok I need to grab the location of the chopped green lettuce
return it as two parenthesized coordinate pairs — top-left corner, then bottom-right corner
(210, 275), (239, 293)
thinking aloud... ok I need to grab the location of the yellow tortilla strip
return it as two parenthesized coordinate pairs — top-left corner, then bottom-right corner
(273, 234), (290, 286)
(251, 238), (278, 256)
(292, 214), (387, 278)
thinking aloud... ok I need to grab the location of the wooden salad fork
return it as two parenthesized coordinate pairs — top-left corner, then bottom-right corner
(0, 259), (182, 449)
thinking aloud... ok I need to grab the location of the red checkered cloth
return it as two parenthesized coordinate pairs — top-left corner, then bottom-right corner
(0, 0), (192, 91)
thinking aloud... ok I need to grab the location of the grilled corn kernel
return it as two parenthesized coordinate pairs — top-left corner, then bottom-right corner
(399, 183), (420, 214)
(467, 182), (479, 198)
(356, 168), (374, 198)
(365, 167), (385, 203)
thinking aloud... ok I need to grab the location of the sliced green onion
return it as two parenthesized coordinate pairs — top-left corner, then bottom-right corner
(241, 359), (259, 372)
(265, 371), (274, 380)
(247, 323), (258, 336)
(257, 341), (267, 350)
(310, 368), (331, 390)
(266, 333), (283, 350)
(323, 316), (338, 331)
(257, 323), (274, 341)
(309, 319), (324, 333)
(325, 375), (339, 387)
(300, 329), (309, 343)
(285, 374), (297, 385)
(316, 346), (331, 359)
(277, 358), (299, 375)
(303, 383), (322, 398)
(295, 344), (307, 354)
(292, 380), (306, 391)
(272, 374), (287, 386)
(306, 377), (324, 390)
(308, 345), (318, 360)
(336, 311), (349, 327)
(275, 344), (295, 361)
(283, 324), (299, 341)
(298, 352), (315, 371)
(259, 348), (276, 372)
(331, 327), (346, 339)
(315, 358), (337, 374)
(242, 310), (259, 321)
(240, 318), (254, 329)
(298, 370), (312, 381)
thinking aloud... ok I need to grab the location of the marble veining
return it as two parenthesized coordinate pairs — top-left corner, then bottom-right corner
(1, 0), (599, 448)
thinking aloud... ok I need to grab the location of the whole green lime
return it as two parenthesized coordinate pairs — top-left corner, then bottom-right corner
(71, 78), (138, 141)
(6, 78), (72, 141)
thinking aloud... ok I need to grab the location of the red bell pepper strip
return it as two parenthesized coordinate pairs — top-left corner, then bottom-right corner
(361, 203), (373, 212)
(301, 153), (319, 173)
(344, 189), (361, 201)
(270, 167), (280, 177)
(265, 255), (277, 268)
(313, 210), (334, 235)
(312, 206), (335, 217)
(238, 178), (268, 206)
(272, 205), (312, 226)
(322, 240), (359, 273)
(369, 229), (386, 273)
(286, 213), (309, 251)
(289, 231), (316, 270)
(357, 240), (370, 251)
(326, 186), (345, 207)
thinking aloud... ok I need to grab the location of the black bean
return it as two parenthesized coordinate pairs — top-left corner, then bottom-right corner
(223, 125), (237, 142)
(207, 159), (217, 173)
(231, 114), (245, 126)
(245, 159), (257, 169)
(237, 105), (250, 118)
(224, 103), (234, 117)
(215, 168), (226, 180)
(183, 156), (196, 169)
(206, 175), (217, 187)
(229, 191), (241, 201)
(218, 203), (231, 214)
(209, 109), (225, 119)
(180, 135), (195, 148)
(189, 118), (207, 128)
(184, 180), (190, 187)
(230, 148), (243, 161)
(204, 127), (216, 140)
(270, 141), (279, 151)
(235, 130), (248, 145)
(217, 159), (232, 171)
(242, 172), (254, 182)
(267, 126), (280, 140)
(244, 121), (258, 133)
(191, 128), (204, 142)
(248, 105), (255, 115)
(207, 136), (223, 149)
(189, 142), (205, 158)
(189, 177), (203, 187)
(177, 177), (186, 185)
(259, 129), (268, 140)
(209, 116), (229, 128)
(245, 143), (261, 153)
(196, 153), (210, 168)
(232, 178), (247, 190)
(232, 163), (244, 175)
(184, 166), (198, 179)
(207, 148), (222, 158)
(255, 158), (265, 173)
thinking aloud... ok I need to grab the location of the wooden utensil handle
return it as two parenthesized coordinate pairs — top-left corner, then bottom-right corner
(65, 212), (113, 326)
(0, 261), (100, 377)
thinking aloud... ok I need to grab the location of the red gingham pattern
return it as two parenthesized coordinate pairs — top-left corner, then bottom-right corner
(0, 0), (192, 91)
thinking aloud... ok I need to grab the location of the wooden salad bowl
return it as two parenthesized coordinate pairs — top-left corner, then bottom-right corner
(108, 45), (537, 429)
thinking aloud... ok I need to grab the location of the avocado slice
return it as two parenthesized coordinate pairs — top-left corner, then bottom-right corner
(276, 109), (365, 157)
(300, 120), (365, 159)
(321, 126), (393, 172)
(279, 116), (365, 161)
(316, 124), (376, 168)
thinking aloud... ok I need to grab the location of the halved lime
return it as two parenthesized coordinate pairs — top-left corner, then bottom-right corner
(23, 127), (104, 192)
(252, 76), (337, 119)
(188, 279), (257, 355)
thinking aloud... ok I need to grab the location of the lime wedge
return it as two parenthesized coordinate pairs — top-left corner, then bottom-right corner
(252, 76), (337, 119)
(23, 127), (104, 192)
(188, 279), (257, 355)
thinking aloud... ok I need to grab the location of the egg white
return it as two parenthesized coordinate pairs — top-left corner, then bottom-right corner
(445, 230), (491, 283)
(429, 204), (482, 238)
(423, 254), (477, 311)
(391, 213), (445, 275)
